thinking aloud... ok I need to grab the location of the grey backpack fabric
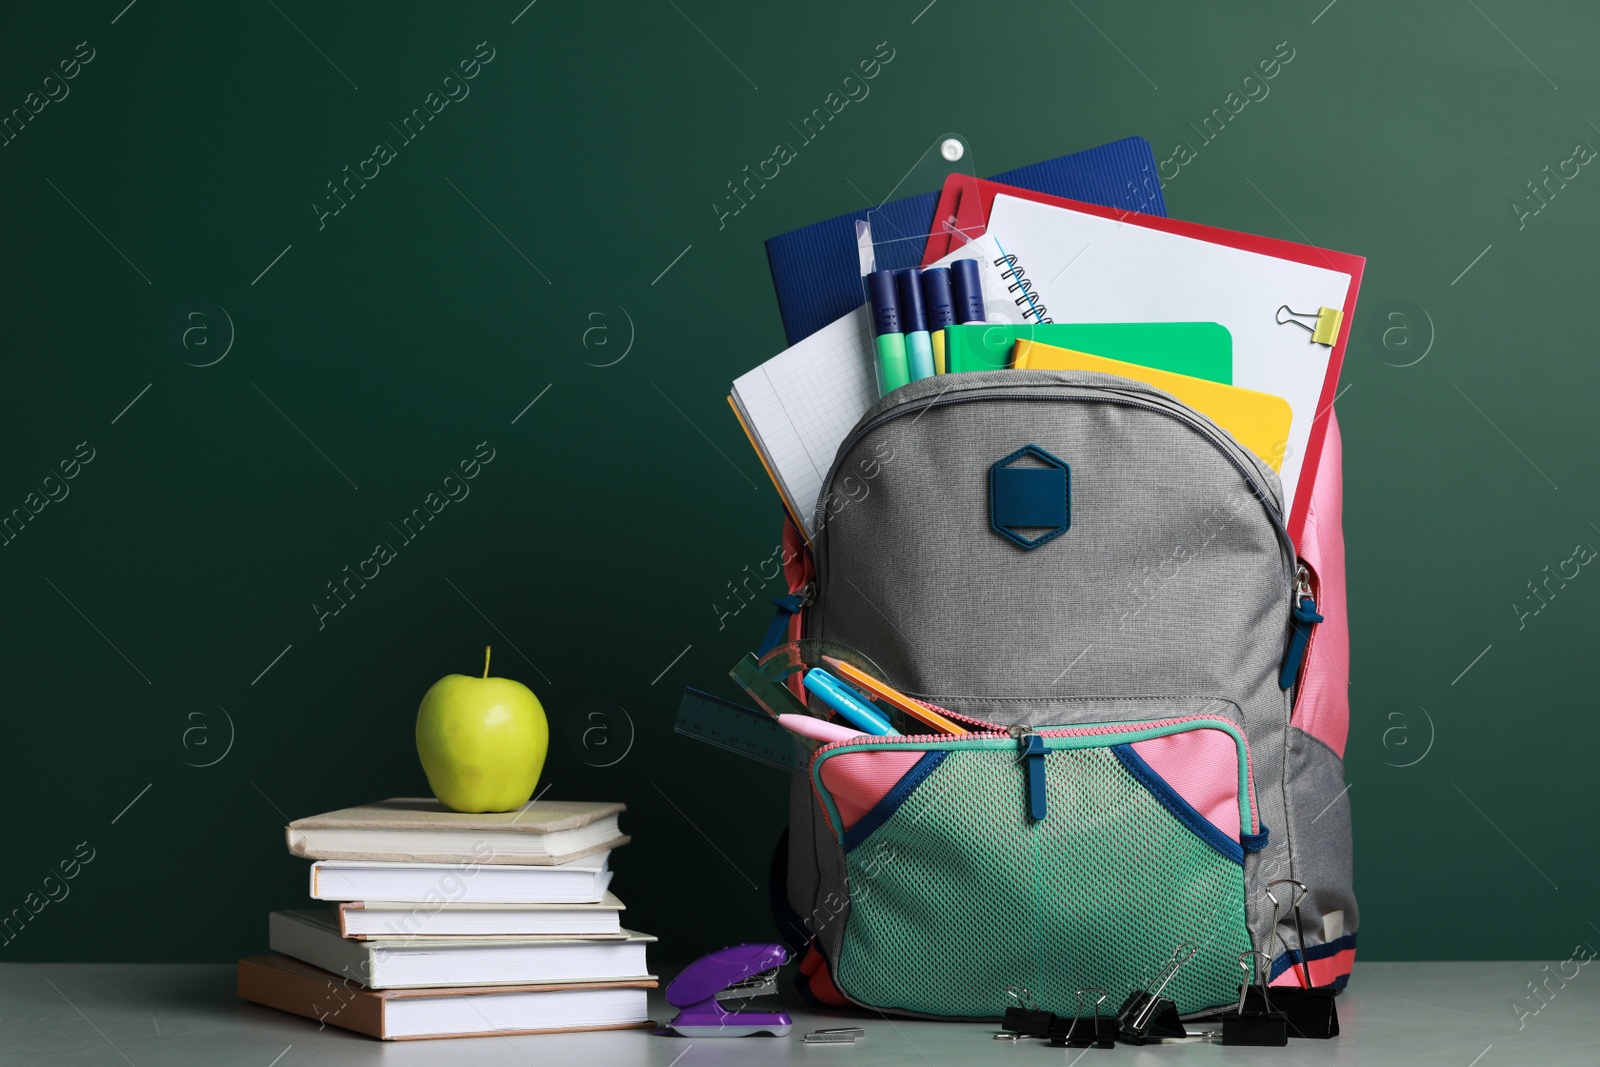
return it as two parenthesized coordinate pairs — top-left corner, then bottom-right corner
(786, 369), (1355, 1015)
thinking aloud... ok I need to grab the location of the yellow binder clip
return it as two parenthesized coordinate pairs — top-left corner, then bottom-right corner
(1275, 305), (1343, 346)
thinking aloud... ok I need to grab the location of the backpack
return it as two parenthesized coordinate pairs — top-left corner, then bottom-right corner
(770, 369), (1355, 1019)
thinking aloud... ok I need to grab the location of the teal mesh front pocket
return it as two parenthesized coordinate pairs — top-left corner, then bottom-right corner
(832, 743), (1250, 1018)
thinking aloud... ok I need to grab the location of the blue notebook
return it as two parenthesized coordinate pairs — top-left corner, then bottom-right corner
(764, 136), (1167, 346)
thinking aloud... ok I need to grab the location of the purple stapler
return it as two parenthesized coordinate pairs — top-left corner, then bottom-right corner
(664, 943), (793, 1038)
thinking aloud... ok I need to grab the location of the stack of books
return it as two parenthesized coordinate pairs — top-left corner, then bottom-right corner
(238, 797), (657, 1041)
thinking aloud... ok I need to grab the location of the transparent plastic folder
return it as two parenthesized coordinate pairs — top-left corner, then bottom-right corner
(858, 133), (978, 275)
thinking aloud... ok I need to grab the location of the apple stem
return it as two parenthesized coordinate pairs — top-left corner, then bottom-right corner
(483, 645), (491, 679)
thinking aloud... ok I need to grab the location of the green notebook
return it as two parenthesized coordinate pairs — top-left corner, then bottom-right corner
(945, 322), (1233, 383)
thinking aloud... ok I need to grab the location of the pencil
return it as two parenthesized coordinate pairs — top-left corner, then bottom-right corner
(820, 658), (967, 735)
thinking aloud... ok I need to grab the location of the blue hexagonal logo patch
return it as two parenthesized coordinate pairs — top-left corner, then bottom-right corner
(989, 445), (1070, 550)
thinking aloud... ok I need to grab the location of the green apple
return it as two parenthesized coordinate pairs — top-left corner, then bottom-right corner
(416, 647), (548, 813)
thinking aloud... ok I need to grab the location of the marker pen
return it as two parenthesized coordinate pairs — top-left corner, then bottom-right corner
(802, 669), (897, 736)
(951, 259), (986, 326)
(866, 270), (910, 396)
(919, 267), (954, 374)
(895, 269), (935, 381)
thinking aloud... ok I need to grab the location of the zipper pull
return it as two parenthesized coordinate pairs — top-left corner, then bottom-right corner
(756, 583), (813, 657)
(1278, 565), (1325, 690)
(1018, 730), (1047, 820)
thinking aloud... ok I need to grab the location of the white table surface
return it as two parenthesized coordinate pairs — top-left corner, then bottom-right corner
(2, 961), (1596, 1066)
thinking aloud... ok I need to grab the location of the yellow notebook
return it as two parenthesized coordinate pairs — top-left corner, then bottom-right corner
(1012, 339), (1293, 472)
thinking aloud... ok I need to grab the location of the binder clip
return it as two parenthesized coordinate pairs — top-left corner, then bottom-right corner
(1220, 950), (1287, 1046)
(995, 986), (1054, 1041)
(1048, 988), (1116, 1049)
(1264, 879), (1341, 1039)
(1276, 988), (1340, 1039)
(663, 943), (792, 1038)
(1116, 943), (1193, 1044)
(1275, 304), (1343, 346)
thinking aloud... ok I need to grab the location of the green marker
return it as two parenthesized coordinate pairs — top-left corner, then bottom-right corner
(867, 270), (910, 395)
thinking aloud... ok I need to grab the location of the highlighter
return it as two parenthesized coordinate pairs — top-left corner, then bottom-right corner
(866, 270), (910, 396)
(920, 267), (954, 374)
(802, 669), (897, 736)
(951, 259), (986, 326)
(895, 269), (935, 382)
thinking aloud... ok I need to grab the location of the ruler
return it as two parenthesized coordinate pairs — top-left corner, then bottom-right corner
(675, 687), (804, 772)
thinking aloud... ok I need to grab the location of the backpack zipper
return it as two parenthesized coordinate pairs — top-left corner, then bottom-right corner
(810, 713), (1263, 835)
(1278, 564), (1324, 690)
(757, 582), (815, 658)
(1013, 726), (1048, 820)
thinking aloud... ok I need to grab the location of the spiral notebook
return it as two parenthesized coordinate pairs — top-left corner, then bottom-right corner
(973, 190), (1361, 535)
(728, 307), (877, 540)
(921, 175), (1365, 541)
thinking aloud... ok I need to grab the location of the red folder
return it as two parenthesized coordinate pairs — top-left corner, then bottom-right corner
(924, 174), (1363, 547)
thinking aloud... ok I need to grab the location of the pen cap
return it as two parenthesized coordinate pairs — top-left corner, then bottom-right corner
(920, 267), (955, 330)
(894, 269), (928, 333)
(951, 259), (985, 323)
(866, 270), (901, 337)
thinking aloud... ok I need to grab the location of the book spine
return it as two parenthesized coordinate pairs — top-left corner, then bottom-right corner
(268, 913), (375, 985)
(237, 957), (386, 1039)
(336, 901), (364, 939)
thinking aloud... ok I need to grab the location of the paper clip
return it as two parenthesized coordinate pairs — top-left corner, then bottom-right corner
(1275, 305), (1343, 346)
(1220, 950), (1287, 1046)
(804, 1027), (865, 1044)
(1117, 943), (1193, 1043)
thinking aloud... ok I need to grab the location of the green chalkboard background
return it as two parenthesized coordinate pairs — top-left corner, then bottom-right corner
(3, 0), (1596, 966)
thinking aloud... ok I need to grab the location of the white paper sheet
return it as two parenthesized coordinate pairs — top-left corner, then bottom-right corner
(731, 238), (1007, 537)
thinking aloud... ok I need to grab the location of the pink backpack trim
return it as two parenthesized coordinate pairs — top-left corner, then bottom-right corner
(1292, 410), (1349, 759)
